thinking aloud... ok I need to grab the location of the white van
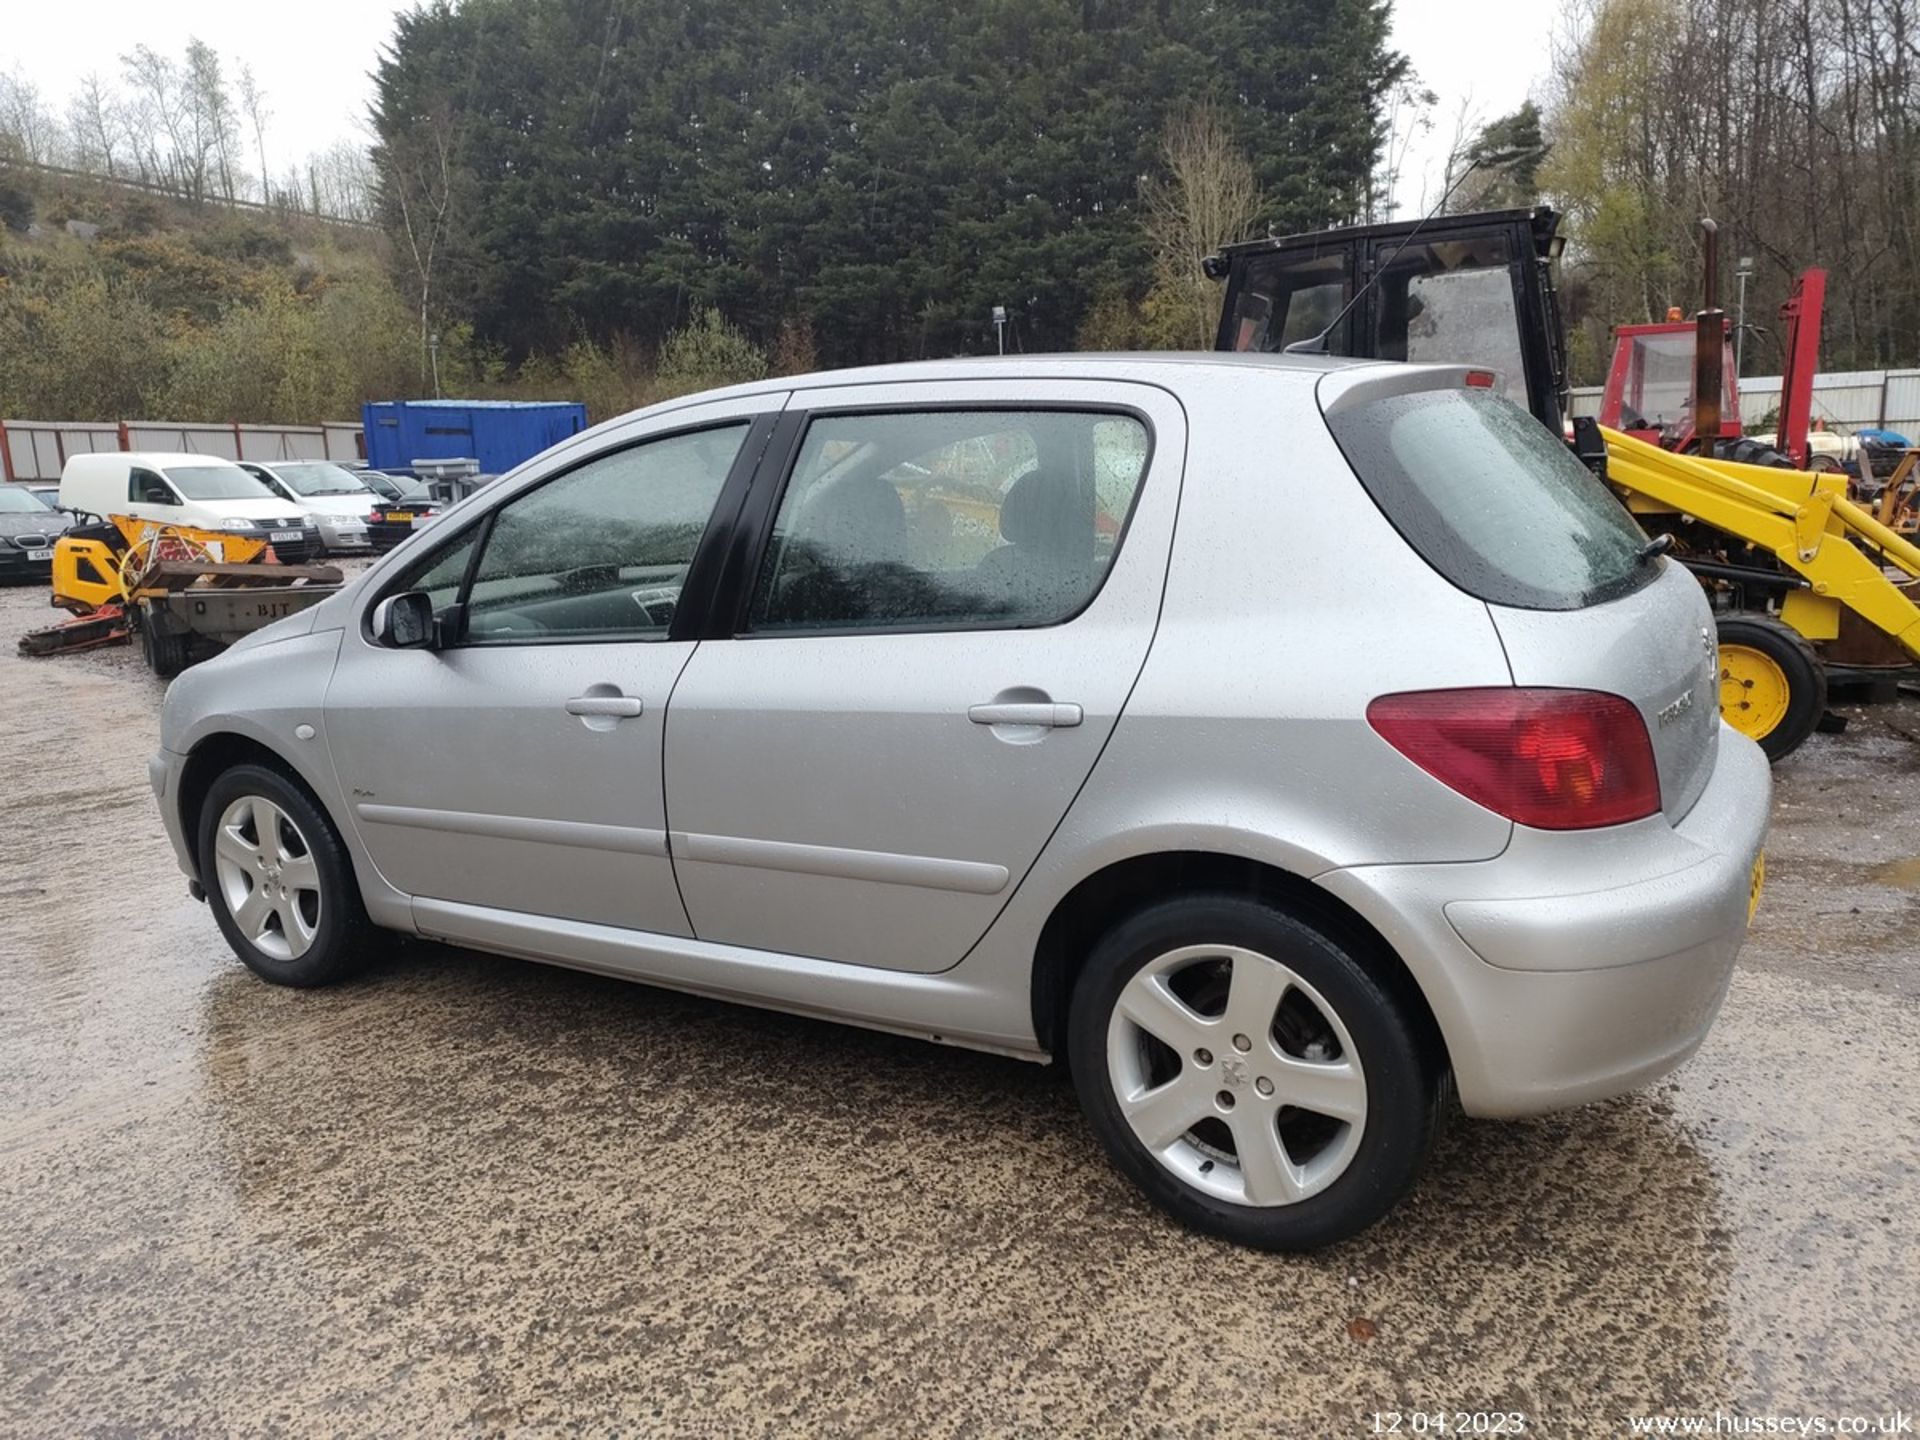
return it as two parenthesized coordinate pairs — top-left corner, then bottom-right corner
(58, 453), (321, 563)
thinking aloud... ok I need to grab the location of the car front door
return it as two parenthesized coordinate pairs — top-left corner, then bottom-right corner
(325, 398), (780, 935)
(663, 379), (1184, 973)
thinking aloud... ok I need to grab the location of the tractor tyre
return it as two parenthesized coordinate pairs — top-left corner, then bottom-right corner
(1715, 615), (1825, 762)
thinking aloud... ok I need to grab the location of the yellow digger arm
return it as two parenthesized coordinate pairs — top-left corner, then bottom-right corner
(1601, 426), (1920, 663)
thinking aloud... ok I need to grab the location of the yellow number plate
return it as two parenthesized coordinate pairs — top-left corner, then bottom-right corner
(1748, 851), (1766, 924)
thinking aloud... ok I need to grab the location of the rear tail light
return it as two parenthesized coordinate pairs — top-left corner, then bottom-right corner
(1367, 688), (1660, 830)
(1463, 369), (1497, 389)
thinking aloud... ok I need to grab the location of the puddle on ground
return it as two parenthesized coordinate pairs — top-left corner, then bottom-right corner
(1869, 855), (1920, 887)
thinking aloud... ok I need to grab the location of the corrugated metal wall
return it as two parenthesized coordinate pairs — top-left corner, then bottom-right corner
(0, 423), (120, 482)
(1, 418), (364, 483)
(1570, 369), (1920, 436)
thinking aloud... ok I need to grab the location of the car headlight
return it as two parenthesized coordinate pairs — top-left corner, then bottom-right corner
(221, 517), (257, 530)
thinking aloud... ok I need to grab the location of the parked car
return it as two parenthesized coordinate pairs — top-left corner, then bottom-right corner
(0, 485), (71, 583)
(239, 462), (373, 553)
(354, 469), (441, 551)
(57, 453), (321, 563)
(151, 355), (1771, 1250)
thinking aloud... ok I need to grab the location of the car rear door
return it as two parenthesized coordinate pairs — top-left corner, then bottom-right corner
(663, 378), (1185, 973)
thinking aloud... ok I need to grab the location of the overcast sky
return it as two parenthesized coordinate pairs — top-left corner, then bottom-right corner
(1389, 0), (1562, 214)
(10, 0), (1557, 210)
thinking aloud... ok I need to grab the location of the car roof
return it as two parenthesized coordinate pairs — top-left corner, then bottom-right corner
(708, 350), (1383, 405)
(124, 452), (246, 469)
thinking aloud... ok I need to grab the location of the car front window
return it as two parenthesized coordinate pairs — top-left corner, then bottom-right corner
(457, 423), (749, 643)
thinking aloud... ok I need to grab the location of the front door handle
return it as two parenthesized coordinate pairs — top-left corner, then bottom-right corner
(967, 701), (1082, 728)
(566, 694), (644, 718)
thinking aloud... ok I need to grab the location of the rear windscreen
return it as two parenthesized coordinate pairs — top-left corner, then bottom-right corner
(1324, 385), (1653, 611)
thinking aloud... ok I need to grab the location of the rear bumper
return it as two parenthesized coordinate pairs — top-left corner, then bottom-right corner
(1317, 727), (1771, 1117)
(368, 519), (419, 551)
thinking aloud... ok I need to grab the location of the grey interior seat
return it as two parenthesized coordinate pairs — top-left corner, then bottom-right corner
(974, 469), (1093, 621)
(770, 472), (909, 624)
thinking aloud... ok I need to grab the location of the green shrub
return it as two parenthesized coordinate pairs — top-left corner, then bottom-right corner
(652, 307), (768, 400)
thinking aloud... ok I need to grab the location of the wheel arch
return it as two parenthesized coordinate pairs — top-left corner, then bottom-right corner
(177, 731), (335, 881)
(1028, 850), (1451, 1073)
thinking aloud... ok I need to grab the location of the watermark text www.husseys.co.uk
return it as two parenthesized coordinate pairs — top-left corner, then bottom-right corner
(1627, 1411), (1912, 1437)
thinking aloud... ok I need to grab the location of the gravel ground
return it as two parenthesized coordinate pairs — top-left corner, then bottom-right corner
(0, 576), (1916, 1437)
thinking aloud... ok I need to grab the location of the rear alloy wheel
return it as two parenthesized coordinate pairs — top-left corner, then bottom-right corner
(1068, 896), (1441, 1251)
(197, 763), (374, 987)
(1715, 614), (1825, 762)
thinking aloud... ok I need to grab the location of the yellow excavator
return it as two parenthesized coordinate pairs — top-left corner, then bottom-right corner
(24, 516), (340, 677)
(1210, 205), (1920, 759)
(1603, 432), (1920, 755)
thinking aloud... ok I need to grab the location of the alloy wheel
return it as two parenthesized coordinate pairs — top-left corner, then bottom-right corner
(211, 794), (323, 961)
(1105, 944), (1368, 1206)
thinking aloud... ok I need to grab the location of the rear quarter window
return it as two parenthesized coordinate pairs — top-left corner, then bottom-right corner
(1322, 384), (1652, 611)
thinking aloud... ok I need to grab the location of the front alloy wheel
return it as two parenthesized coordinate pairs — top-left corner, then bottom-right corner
(212, 794), (323, 960)
(197, 762), (374, 987)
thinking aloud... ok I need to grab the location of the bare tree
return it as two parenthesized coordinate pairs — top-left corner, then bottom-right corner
(1432, 93), (1484, 215)
(0, 67), (62, 166)
(238, 64), (271, 203)
(1370, 80), (1440, 222)
(1141, 102), (1266, 347)
(1544, 0), (1920, 372)
(66, 72), (123, 178)
(380, 105), (462, 378)
(184, 39), (238, 203)
(122, 45), (194, 195)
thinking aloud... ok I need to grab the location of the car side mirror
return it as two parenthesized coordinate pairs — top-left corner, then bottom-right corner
(373, 591), (435, 649)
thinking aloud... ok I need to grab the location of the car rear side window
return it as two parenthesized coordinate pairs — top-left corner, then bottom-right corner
(749, 409), (1149, 633)
(1323, 385), (1651, 611)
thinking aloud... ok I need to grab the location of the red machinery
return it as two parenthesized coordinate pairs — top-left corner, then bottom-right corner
(1599, 217), (1826, 467)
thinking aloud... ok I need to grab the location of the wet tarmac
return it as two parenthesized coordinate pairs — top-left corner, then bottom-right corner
(1, 578), (1916, 1436)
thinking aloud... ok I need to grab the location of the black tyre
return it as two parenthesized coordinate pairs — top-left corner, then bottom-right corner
(1712, 437), (1794, 469)
(1067, 895), (1442, 1251)
(195, 762), (375, 987)
(140, 617), (191, 678)
(1715, 614), (1825, 762)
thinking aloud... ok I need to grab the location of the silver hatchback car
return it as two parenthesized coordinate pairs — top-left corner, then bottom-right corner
(152, 355), (1771, 1250)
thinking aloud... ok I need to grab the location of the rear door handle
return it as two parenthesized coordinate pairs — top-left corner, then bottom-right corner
(566, 695), (644, 718)
(967, 702), (1083, 728)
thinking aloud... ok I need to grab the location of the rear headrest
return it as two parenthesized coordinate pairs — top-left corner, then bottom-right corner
(998, 469), (1086, 553)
